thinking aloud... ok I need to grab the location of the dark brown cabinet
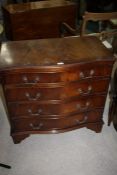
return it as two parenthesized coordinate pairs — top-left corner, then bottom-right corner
(0, 36), (115, 143)
(2, 0), (76, 40)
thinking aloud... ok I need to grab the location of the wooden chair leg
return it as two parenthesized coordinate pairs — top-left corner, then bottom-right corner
(0, 163), (11, 169)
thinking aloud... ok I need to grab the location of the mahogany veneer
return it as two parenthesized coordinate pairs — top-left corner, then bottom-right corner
(0, 36), (115, 143)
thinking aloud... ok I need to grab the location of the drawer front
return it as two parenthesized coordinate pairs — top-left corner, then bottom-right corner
(8, 102), (61, 118)
(62, 95), (106, 114)
(62, 63), (112, 82)
(3, 72), (61, 84)
(5, 87), (61, 102)
(8, 95), (106, 118)
(12, 109), (103, 132)
(62, 78), (110, 98)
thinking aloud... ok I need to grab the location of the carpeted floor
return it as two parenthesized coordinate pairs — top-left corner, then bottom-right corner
(0, 85), (117, 175)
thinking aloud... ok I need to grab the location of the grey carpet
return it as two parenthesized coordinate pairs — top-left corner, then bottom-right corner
(0, 88), (117, 175)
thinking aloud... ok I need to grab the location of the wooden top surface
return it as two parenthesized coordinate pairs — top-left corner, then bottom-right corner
(3, 0), (75, 14)
(0, 36), (113, 70)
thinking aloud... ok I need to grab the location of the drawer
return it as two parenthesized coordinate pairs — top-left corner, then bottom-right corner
(61, 61), (113, 82)
(3, 72), (61, 84)
(8, 102), (61, 118)
(62, 95), (106, 114)
(62, 78), (110, 98)
(5, 87), (61, 102)
(12, 109), (103, 132)
(8, 95), (106, 118)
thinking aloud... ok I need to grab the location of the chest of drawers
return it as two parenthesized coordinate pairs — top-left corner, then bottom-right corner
(0, 36), (115, 143)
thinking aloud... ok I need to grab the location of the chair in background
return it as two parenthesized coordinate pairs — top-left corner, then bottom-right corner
(60, 11), (117, 45)
(81, 11), (117, 40)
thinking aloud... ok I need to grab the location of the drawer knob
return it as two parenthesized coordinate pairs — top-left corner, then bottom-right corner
(25, 92), (41, 101)
(30, 123), (43, 130)
(78, 86), (92, 95)
(28, 109), (42, 116)
(76, 101), (90, 111)
(75, 115), (88, 124)
(22, 75), (40, 83)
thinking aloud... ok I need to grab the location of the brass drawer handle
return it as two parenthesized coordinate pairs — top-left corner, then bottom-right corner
(79, 72), (85, 78)
(79, 69), (95, 79)
(78, 86), (92, 95)
(25, 92), (41, 101)
(90, 69), (95, 76)
(28, 109), (42, 116)
(22, 75), (40, 83)
(75, 116), (88, 124)
(30, 123), (43, 130)
(76, 101), (90, 111)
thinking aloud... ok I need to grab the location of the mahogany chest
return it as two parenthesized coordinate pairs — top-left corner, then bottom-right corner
(0, 36), (115, 143)
(2, 0), (76, 40)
